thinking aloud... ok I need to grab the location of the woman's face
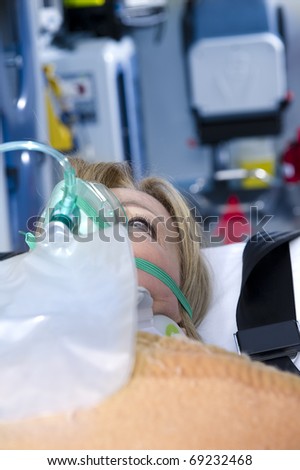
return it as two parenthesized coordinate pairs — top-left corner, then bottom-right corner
(112, 188), (181, 323)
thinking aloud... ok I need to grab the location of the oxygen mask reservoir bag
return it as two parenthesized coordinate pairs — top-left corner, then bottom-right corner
(0, 141), (137, 421)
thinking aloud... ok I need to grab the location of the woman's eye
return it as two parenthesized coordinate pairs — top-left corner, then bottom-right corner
(128, 217), (156, 240)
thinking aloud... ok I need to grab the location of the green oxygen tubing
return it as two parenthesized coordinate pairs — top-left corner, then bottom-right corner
(135, 258), (193, 319)
(0, 140), (129, 248)
(0, 140), (77, 225)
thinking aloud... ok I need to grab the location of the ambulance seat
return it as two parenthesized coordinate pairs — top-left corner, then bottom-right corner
(184, 0), (289, 144)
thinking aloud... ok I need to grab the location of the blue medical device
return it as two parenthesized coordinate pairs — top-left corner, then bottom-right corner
(0, 0), (49, 251)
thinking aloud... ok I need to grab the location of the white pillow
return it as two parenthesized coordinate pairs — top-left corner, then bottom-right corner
(199, 239), (300, 370)
(198, 242), (245, 352)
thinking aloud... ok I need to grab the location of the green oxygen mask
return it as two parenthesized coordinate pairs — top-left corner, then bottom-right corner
(36, 177), (127, 246)
(0, 140), (136, 421)
(0, 140), (127, 247)
(0, 140), (192, 320)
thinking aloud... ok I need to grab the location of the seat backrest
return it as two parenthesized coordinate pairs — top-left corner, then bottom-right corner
(188, 33), (287, 118)
(188, 0), (274, 39)
(184, 0), (288, 142)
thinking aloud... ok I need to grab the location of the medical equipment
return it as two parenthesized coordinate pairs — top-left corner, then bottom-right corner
(63, 0), (168, 35)
(37, 0), (64, 49)
(0, 140), (76, 231)
(0, 139), (138, 421)
(0, 128), (11, 252)
(136, 258), (192, 319)
(63, 0), (120, 38)
(115, 0), (168, 27)
(40, 36), (145, 177)
(0, 140), (129, 246)
(0, 139), (190, 420)
(0, 0), (51, 252)
(181, 0), (289, 239)
(137, 287), (185, 336)
(1, 137), (191, 318)
(0, 222), (137, 421)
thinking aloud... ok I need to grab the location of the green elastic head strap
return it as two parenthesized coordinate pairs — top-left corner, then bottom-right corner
(135, 257), (193, 319)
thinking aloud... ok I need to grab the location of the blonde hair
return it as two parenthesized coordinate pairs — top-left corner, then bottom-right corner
(71, 158), (211, 340)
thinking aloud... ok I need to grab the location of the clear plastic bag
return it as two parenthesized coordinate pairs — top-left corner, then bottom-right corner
(0, 223), (137, 421)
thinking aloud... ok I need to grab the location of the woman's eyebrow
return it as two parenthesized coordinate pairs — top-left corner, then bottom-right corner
(121, 200), (157, 217)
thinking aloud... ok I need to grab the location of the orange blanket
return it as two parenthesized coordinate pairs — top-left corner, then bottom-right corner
(1, 332), (300, 449)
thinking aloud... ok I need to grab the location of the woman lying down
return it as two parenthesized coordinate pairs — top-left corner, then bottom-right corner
(0, 159), (299, 450)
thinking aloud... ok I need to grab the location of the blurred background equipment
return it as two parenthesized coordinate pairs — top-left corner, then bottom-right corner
(115, 0), (168, 27)
(40, 36), (145, 176)
(0, 0), (148, 252)
(180, 0), (291, 242)
(0, 0), (53, 252)
(2, 0), (300, 251)
(62, 0), (121, 38)
(281, 128), (300, 220)
(183, 0), (290, 143)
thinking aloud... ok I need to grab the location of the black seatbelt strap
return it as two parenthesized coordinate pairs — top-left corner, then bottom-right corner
(236, 231), (300, 376)
(0, 252), (23, 261)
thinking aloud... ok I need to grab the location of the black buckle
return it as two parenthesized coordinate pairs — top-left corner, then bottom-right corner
(234, 320), (300, 361)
